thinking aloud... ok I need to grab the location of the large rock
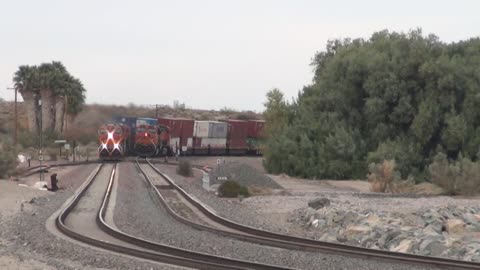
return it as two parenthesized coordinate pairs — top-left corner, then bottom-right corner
(365, 213), (382, 227)
(304, 207), (316, 222)
(426, 241), (448, 256)
(463, 213), (480, 227)
(446, 219), (466, 234)
(437, 208), (455, 220)
(378, 229), (402, 248)
(345, 225), (371, 239)
(318, 229), (337, 242)
(308, 198), (331, 210)
(422, 225), (442, 236)
(342, 211), (360, 226)
(359, 231), (381, 248)
(404, 214), (425, 228)
(390, 239), (414, 253)
(332, 210), (347, 223)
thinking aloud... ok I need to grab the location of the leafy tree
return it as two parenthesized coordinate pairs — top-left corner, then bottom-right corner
(263, 88), (290, 136)
(263, 29), (480, 180)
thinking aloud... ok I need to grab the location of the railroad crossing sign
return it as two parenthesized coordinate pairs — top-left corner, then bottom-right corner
(38, 155), (44, 161)
(64, 144), (70, 150)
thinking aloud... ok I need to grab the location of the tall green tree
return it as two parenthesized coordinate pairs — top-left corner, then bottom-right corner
(263, 29), (480, 180)
(263, 88), (289, 136)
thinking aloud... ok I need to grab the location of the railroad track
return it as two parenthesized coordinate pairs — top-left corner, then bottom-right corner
(17, 160), (101, 177)
(139, 158), (480, 270)
(55, 162), (290, 270)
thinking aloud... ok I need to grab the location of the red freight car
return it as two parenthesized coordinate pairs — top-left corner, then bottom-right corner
(246, 120), (266, 155)
(223, 119), (248, 155)
(247, 120), (266, 138)
(158, 117), (194, 151)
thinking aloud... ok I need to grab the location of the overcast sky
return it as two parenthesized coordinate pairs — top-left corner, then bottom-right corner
(0, 0), (478, 111)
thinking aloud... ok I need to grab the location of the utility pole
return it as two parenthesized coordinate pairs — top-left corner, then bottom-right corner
(6, 87), (17, 144)
(155, 104), (159, 118)
(64, 95), (68, 138)
(39, 98), (44, 182)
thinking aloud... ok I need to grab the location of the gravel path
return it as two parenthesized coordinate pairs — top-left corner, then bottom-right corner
(0, 163), (177, 270)
(114, 162), (440, 270)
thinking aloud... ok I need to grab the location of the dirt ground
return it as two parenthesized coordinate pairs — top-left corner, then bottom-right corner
(0, 255), (56, 270)
(270, 174), (371, 193)
(0, 180), (55, 269)
(0, 164), (100, 270)
(182, 156), (266, 173)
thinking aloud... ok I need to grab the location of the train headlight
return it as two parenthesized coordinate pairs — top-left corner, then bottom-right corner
(108, 131), (114, 141)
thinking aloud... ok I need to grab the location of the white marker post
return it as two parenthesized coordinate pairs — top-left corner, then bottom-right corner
(202, 172), (210, 190)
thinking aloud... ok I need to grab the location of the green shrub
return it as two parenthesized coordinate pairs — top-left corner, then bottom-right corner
(19, 130), (38, 148)
(218, 180), (250, 198)
(0, 139), (19, 178)
(18, 129), (63, 148)
(176, 160), (193, 177)
(428, 153), (480, 195)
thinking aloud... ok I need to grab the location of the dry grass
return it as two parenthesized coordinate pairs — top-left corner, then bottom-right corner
(413, 182), (445, 195)
(368, 160), (414, 193)
(368, 160), (395, 192)
(248, 185), (274, 196)
(429, 153), (480, 195)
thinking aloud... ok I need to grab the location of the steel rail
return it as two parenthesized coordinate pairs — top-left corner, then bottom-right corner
(144, 158), (480, 270)
(18, 160), (101, 177)
(56, 162), (288, 270)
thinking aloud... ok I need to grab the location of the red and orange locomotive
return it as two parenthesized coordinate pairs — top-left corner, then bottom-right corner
(134, 124), (159, 157)
(98, 124), (131, 160)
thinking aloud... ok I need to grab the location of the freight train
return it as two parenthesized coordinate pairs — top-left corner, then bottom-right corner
(158, 118), (265, 156)
(97, 116), (265, 159)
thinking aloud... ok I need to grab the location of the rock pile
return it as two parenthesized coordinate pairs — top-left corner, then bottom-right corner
(209, 161), (282, 189)
(292, 199), (480, 262)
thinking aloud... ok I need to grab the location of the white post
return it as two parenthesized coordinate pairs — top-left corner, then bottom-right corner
(202, 172), (210, 190)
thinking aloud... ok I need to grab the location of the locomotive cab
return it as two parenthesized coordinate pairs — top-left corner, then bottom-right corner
(134, 124), (159, 157)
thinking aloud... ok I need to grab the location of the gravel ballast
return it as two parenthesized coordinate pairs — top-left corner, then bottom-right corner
(158, 160), (480, 263)
(209, 161), (282, 189)
(1, 163), (177, 270)
(114, 162), (440, 270)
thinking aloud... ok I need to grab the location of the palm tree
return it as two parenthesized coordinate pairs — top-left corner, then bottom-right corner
(13, 65), (40, 133)
(38, 62), (67, 131)
(14, 61), (86, 134)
